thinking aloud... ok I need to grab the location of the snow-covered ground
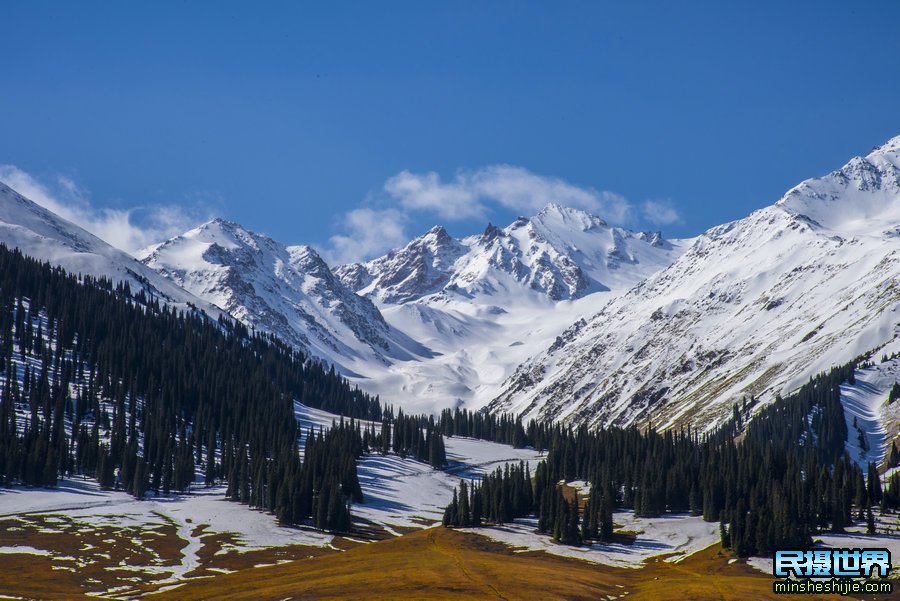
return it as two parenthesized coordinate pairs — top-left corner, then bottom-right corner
(0, 479), (333, 552)
(292, 401), (545, 533)
(353, 454), (460, 533)
(0, 404), (546, 586)
(840, 361), (897, 469)
(354, 436), (544, 533)
(463, 511), (719, 568)
(0, 478), (334, 595)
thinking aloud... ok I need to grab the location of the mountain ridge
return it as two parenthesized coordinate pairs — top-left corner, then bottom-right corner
(140, 217), (429, 375)
(0, 181), (217, 315)
(488, 135), (900, 430)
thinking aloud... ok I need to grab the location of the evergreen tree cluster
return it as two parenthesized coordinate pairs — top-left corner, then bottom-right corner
(386, 409), (447, 469)
(0, 245), (376, 532)
(884, 471), (900, 509)
(240, 419), (364, 532)
(889, 382), (900, 404)
(442, 358), (880, 557)
(888, 441), (900, 469)
(442, 462), (533, 528)
(437, 407), (540, 449)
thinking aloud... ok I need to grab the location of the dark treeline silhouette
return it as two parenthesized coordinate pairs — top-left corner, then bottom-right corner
(437, 407), (542, 450)
(445, 360), (881, 555)
(442, 462), (533, 527)
(387, 409), (447, 469)
(0, 244), (380, 531)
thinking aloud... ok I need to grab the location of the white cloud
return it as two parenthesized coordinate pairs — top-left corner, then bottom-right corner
(323, 207), (410, 265)
(383, 165), (632, 223)
(641, 199), (683, 226)
(385, 171), (481, 220)
(325, 165), (681, 264)
(0, 165), (208, 256)
(471, 165), (632, 222)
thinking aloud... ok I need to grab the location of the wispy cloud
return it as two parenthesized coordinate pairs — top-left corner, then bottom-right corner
(384, 165), (632, 223)
(641, 199), (682, 226)
(324, 207), (410, 266)
(0, 165), (211, 256)
(326, 164), (652, 263)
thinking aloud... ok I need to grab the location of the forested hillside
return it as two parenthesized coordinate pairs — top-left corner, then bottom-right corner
(445, 359), (900, 556)
(0, 244), (380, 530)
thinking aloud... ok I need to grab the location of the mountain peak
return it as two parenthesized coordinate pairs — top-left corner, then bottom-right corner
(868, 134), (900, 157)
(0, 180), (214, 312)
(533, 203), (608, 232)
(775, 134), (900, 232)
(481, 222), (504, 243)
(143, 220), (409, 370)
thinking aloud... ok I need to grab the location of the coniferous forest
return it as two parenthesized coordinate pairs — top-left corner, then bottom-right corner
(3, 241), (899, 552)
(0, 244), (379, 531)
(443, 360), (898, 556)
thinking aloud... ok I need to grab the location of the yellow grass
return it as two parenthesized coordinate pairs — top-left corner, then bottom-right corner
(151, 527), (868, 601)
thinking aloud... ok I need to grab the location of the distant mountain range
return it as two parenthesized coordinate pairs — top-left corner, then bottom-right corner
(3, 135), (900, 430)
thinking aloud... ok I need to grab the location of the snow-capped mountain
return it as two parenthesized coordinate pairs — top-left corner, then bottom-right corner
(0, 181), (215, 313)
(141, 219), (427, 373)
(490, 135), (900, 431)
(336, 204), (689, 412)
(337, 203), (679, 304)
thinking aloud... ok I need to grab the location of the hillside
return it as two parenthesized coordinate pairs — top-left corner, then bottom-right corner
(0, 182), (215, 314)
(491, 136), (900, 430)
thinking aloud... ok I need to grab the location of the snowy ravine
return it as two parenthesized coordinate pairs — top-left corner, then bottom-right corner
(492, 135), (900, 431)
(841, 363), (893, 469)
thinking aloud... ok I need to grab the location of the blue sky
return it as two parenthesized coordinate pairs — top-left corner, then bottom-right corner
(2, 1), (899, 261)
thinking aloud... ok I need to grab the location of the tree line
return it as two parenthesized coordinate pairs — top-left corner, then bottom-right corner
(444, 359), (887, 555)
(0, 244), (379, 532)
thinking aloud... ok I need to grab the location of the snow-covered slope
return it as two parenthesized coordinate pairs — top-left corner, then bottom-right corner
(0, 181), (214, 313)
(335, 205), (688, 413)
(490, 135), (900, 430)
(338, 203), (681, 304)
(141, 219), (428, 373)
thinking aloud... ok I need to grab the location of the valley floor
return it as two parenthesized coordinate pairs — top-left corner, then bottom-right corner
(152, 527), (869, 601)
(0, 404), (896, 599)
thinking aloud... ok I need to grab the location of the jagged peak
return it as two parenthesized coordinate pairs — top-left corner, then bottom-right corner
(532, 202), (608, 231)
(416, 225), (459, 248)
(286, 243), (323, 262)
(175, 218), (284, 254)
(769, 134), (900, 233)
(481, 222), (504, 243)
(425, 224), (449, 237)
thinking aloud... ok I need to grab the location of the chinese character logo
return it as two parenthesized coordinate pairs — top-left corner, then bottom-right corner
(774, 549), (891, 578)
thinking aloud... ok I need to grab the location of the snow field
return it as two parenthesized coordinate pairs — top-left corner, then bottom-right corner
(462, 511), (720, 569)
(841, 361), (897, 469)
